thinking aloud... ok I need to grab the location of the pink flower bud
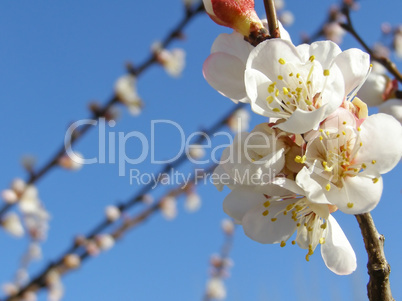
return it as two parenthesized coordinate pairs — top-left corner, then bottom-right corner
(203, 0), (264, 37)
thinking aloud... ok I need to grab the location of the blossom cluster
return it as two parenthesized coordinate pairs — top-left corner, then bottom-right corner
(203, 1), (402, 275)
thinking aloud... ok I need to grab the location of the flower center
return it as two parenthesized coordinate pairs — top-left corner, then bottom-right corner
(265, 56), (331, 117)
(260, 195), (328, 261)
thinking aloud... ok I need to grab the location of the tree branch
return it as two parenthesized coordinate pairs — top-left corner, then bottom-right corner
(0, 2), (205, 220)
(263, 0), (280, 38)
(355, 213), (394, 301)
(340, 5), (402, 84)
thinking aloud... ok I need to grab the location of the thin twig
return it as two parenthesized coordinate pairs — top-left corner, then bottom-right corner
(355, 213), (394, 301)
(263, 0), (280, 38)
(340, 5), (402, 83)
(4, 166), (214, 301)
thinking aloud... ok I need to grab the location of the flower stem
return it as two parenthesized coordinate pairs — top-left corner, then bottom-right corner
(355, 213), (394, 301)
(263, 0), (280, 38)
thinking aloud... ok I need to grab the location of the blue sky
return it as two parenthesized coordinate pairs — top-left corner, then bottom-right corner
(0, 0), (401, 300)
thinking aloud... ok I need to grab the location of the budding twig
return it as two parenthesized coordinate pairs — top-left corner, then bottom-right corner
(3, 166), (214, 301)
(355, 213), (394, 301)
(0, 2), (206, 221)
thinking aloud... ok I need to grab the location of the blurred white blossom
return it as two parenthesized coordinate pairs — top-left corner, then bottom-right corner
(206, 277), (226, 300)
(379, 98), (402, 124)
(105, 205), (121, 222)
(115, 75), (143, 115)
(221, 219), (234, 235)
(58, 152), (84, 171)
(1, 213), (24, 237)
(185, 192), (201, 212)
(160, 196), (177, 220)
(156, 48), (186, 77)
(96, 234), (115, 251)
(227, 108), (250, 133)
(393, 25), (402, 58)
(63, 254), (81, 269)
(279, 11), (294, 27)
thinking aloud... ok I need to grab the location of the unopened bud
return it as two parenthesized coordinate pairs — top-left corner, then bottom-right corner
(105, 206), (121, 222)
(63, 254), (81, 269)
(1, 189), (18, 204)
(203, 0), (264, 37)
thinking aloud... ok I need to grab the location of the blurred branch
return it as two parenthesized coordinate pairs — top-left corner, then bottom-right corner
(0, 2), (205, 220)
(340, 5), (402, 83)
(3, 165), (214, 301)
(203, 221), (235, 301)
(2, 97), (244, 300)
(355, 213), (394, 301)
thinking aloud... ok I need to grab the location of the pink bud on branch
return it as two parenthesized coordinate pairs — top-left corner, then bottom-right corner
(203, 0), (265, 38)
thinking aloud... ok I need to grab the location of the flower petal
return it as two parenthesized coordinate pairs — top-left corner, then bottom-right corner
(223, 188), (265, 223)
(326, 172), (383, 214)
(246, 39), (302, 82)
(296, 167), (330, 204)
(203, 52), (249, 103)
(242, 200), (297, 244)
(321, 215), (357, 275)
(334, 48), (370, 96)
(356, 113), (402, 173)
(211, 32), (254, 63)
(306, 41), (342, 69)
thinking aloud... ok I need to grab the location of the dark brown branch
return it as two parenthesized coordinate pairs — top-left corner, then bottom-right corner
(263, 0), (280, 38)
(340, 5), (402, 84)
(355, 213), (394, 301)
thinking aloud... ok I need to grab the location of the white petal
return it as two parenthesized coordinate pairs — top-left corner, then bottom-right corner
(304, 41), (342, 69)
(358, 73), (388, 107)
(334, 48), (370, 96)
(242, 200), (297, 244)
(211, 32), (254, 63)
(326, 173), (383, 214)
(321, 215), (357, 275)
(245, 69), (282, 117)
(357, 113), (402, 173)
(203, 52), (249, 103)
(223, 188), (265, 223)
(246, 39), (302, 81)
(296, 167), (330, 204)
(274, 107), (327, 134)
(378, 98), (402, 124)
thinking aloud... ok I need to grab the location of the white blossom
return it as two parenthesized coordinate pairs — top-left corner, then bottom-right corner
(379, 98), (402, 124)
(58, 152), (84, 170)
(185, 192), (201, 212)
(1, 213), (24, 237)
(244, 40), (370, 133)
(105, 205), (121, 222)
(156, 48), (186, 77)
(96, 234), (115, 251)
(206, 277), (226, 300)
(227, 108), (250, 133)
(203, 20), (291, 104)
(160, 196), (177, 220)
(187, 144), (206, 160)
(114, 75), (143, 115)
(1, 189), (18, 204)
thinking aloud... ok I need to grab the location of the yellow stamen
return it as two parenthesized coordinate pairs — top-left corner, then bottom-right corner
(279, 58), (286, 65)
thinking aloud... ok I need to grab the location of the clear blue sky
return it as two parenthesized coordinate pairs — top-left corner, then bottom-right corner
(0, 0), (401, 300)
